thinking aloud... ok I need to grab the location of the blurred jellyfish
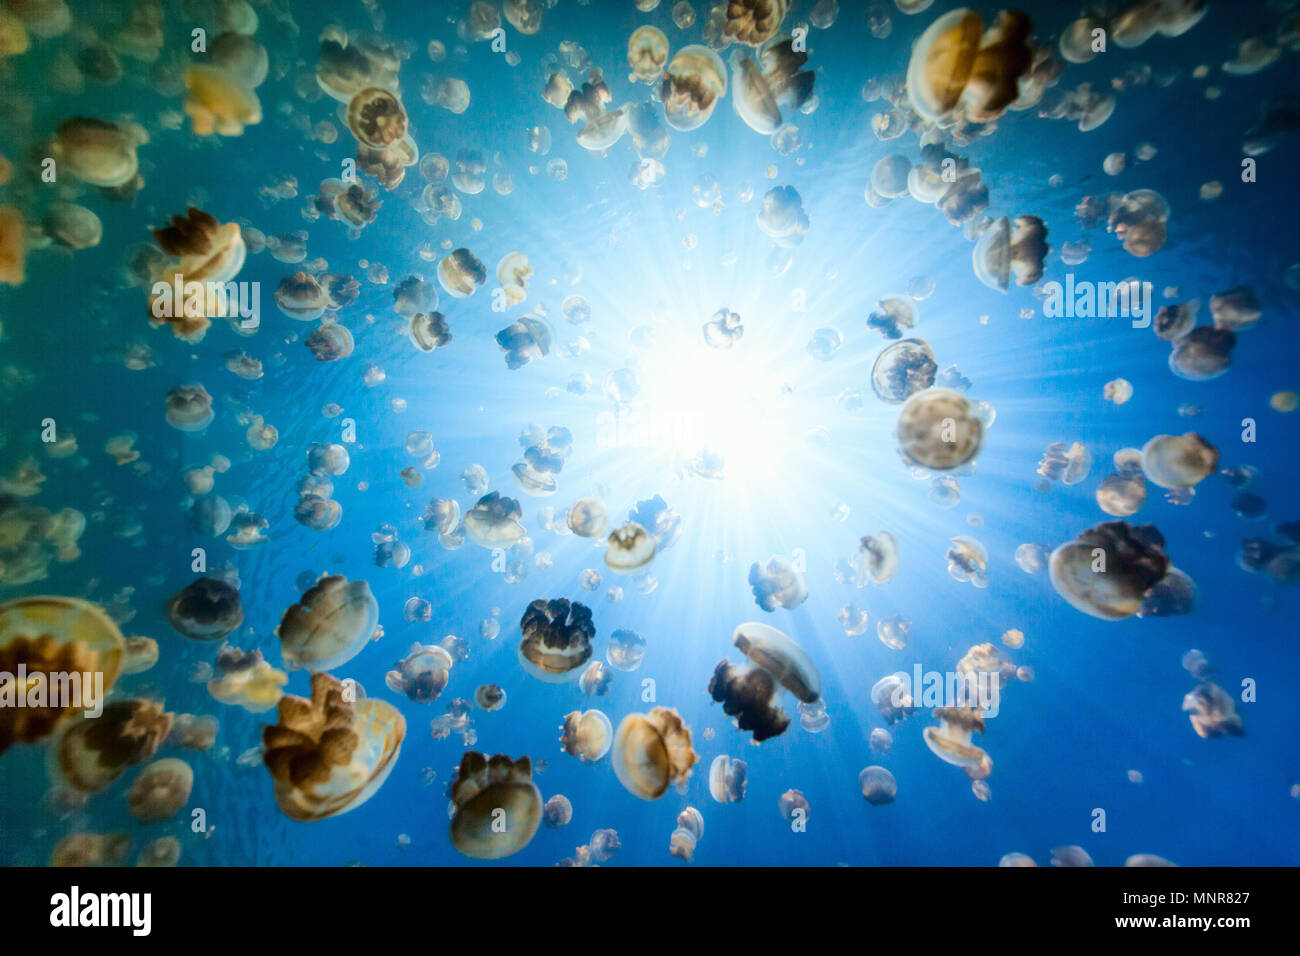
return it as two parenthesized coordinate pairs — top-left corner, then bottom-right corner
(859, 766), (897, 806)
(866, 296), (917, 340)
(50, 116), (143, 188)
(756, 185), (809, 247)
(747, 556), (808, 611)
(166, 577), (243, 640)
(1170, 326), (1235, 381)
(897, 388), (983, 469)
(164, 385), (214, 431)
(438, 248), (486, 298)
(906, 8), (1033, 124)
(709, 622), (821, 742)
(606, 629), (646, 672)
(54, 699), (171, 792)
(126, 758), (192, 823)
(703, 308), (744, 349)
(922, 706), (989, 776)
(628, 26), (669, 83)
(973, 216), (1048, 291)
(799, 699), (830, 733)
(276, 575), (378, 672)
(1097, 472), (1147, 517)
(475, 684), (506, 712)
(518, 598), (595, 681)
(806, 327), (843, 361)
(1015, 542), (1048, 574)
(1141, 433), (1218, 489)
(731, 36), (814, 135)
(1049, 522), (1172, 620)
(723, 0), (789, 45)
(567, 498), (608, 538)
(1038, 442), (1091, 485)
(869, 727), (893, 753)
(859, 532), (900, 584)
(877, 615), (911, 650)
(872, 339), (937, 403)
(611, 707), (698, 800)
(1183, 682), (1244, 738)
(579, 661), (613, 696)
(871, 673), (915, 724)
(1051, 846), (1094, 867)
(838, 604), (869, 636)
(184, 63), (262, 136)
(588, 828), (621, 863)
(560, 709), (613, 762)
(709, 754), (747, 803)
(661, 45), (727, 131)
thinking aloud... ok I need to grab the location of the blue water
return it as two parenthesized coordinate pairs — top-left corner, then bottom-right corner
(1, 0), (1299, 867)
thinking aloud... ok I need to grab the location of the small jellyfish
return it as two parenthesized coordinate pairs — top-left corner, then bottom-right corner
(1170, 326), (1235, 381)
(164, 384), (214, 431)
(1141, 433), (1218, 489)
(543, 794), (572, 828)
(756, 185), (809, 247)
(606, 629), (646, 672)
(184, 64), (262, 136)
(559, 709), (613, 762)
(276, 575), (378, 672)
(1183, 682), (1244, 738)
(55, 699), (172, 793)
(1051, 846), (1094, 867)
(869, 727), (893, 753)
(877, 616), (911, 650)
(166, 577), (243, 640)
(747, 556), (808, 611)
(126, 758), (193, 823)
(606, 523), (656, 573)
(897, 388), (983, 469)
(566, 498), (608, 538)
(872, 339), (937, 403)
(708, 754), (747, 803)
(973, 215), (1048, 291)
(859, 532), (900, 584)
(438, 248), (486, 298)
(859, 766), (897, 806)
(474, 684), (506, 711)
(579, 661), (613, 696)
(731, 37), (814, 135)
(465, 492), (526, 547)
(703, 308), (744, 349)
(611, 707), (698, 800)
(628, 25), (669, 83)
(385, 643), (454, 703)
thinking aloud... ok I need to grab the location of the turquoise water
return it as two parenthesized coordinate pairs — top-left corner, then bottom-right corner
(1, 0), (1298, 867)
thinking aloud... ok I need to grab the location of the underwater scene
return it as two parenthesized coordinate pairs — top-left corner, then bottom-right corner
(0, 0), (1298, 870)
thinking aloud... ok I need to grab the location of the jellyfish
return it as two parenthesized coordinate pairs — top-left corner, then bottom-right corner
(806, 328), (843, 361)
(872, 339), (937, 404)
(1097, 472), (1147, 517)
(1108, 188), (1168, 257)
(277, 575), (378, 673)
(579, 661), (613, 697)
(164, 384), (214, 432)
(543, 793), (572, 828)
(710, 622), (821, 742)
(869, 727), (893, 753)
(1170, 326), (1235, 380)
(628, 496), (682, 550)
(972, 215), (1048, 291)
(859, 766), (897, 805)
(747, 556), (808, 611)
(567, 498), (607, 538)
(611, 707), (698, 800)
(54, 699), (172, 792)
(166, 577), (243, 640)
(385, 643), (454, 703)
(50, 116), (142, 188)
(211, 31), (268, 87)
(1138, 566), (1196, 617)
(465, 492), (526, 547)
(660, 45), (727, 131)
(905, 8), (1034, 124)
(560, 709), (613, 762)
(409, 312), (451, 351)
(731, 36), (814, 135)
(1051, 846), (1094, 867)
(495, 252), (532, 307)
(274, 272), (331, 320)
(628, 25), (669, 83)
(306, 324), (354, 361)
(756, 185), (809, 247)
(262, 672), (406, 822)
(1049, 521), (1172, 621)
(496, 315), (553, 369)
(0, 206), (25, 286)
(723, 0), (788, 45)
(126, 758), (193, 823)
(184, 64), (261, 136)
(1183, 682), (1244, 738)
(0, 596), (127, 753)
(606, 522), (656, 573)
(1209, 286), (1262, 332)
(43, 202), (102, 250)
(51, 832), (131, 867)
(709, 754), (747, 803)
(447, 751), (542, 859)
(922, 706), (989, 774)
(859, 533), (900, 584)
(207, 648), (287, 713)
(346, 87), (407, 149)
(896, 387), (983, 469)
(475, 684), (506, 711)
(519, 597), (595, 681)
(703, 308), (744, 349)
(1140, 433), (1218, 489)
(606, 629), (646, 672)
(947, 537), (989, 588)
(871, 673), (916, 724)
(315, 33), (401, 102)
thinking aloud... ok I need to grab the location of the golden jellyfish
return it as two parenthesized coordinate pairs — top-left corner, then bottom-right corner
(504, 0), (543, 34)
(50, 117), (142, 188)
(560, 709), (613, 762)
(51, 832), (131, 867)
(166, 577), (243, 640)
(859, 532), (900, 584)
(0, 596), (126, 754)
(906, 8), (1034, 125)
(518, 597), (595, 681)
(465, 492), (526, 547)
(262, 672), (406, 822)
(184, 64), (262, 136)
(122, 635), (159, 675)
(611, 707), (698, 800)
(438, 248), (486, 298)
(731, 37), (815, 136)
(138, 836), (182, 867)
(316, 34), (401, 103)
(409, 311), (451, 351)
(207, 649), (287, 713)
(496, 251), (532, 306)
(275, 272), (331, 320)
(306, 323), (354, 362)
(126, 758), (193, 823)
(922, 706), (989, 772)
(567, 498), (608, 538)
(448, 752), (542, 859)
(973, 215), (1048, 291)
(723, 0), (789, 45)
(661, 45), (728, 131)
(605, 522), (655, 573)
(54, 698), (172, 792)
(385, 642), (454, 703)
(1049, 521), (1172, 621)
(0, 206), (25, 286)
(710, 622), (821, 742)
(628, 25), (669, 83)
(859, 765), (898, 805)
(1140, 433), (1219, 489)
(277, 575), (379, 673)
(346, 87), (408, 148)
(896, 387), (983, 469)
(606, 628), (646, 672)
(164, 384), (214, 431)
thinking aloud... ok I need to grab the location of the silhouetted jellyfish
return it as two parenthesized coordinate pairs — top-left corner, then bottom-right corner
(1169, 326), (1235, 381)
(1183, 682), (1244, 738)
(277, 575), (378, 672)
(54, 698), (172, 792)
(166, 577), (243, 640)
(731, 36), (814, 135)
(872, 339), (937, 404)
(859, 766), (897, 805)
(748, 556), (808, 610)
(496, 315), (553, 368)
(1141, 433), (1218, 489)
(906, 8), (1033, 124)
(448, 752), (542, 859)
(126, 758), (192, 823)
(703, 307), (744, 349)
(385, 642), (454, 703)
(973, 215), (1047, 291)
(1209, 286), (1261, 332)
(860, 532), (900, 583)
(611, 707), (698, 800)
(1051, 846), (1093, 867)
(709, 753), (747, 803)
(661, 45), (727, 131)
(185, 64), (261, 136)
(872, 673), (916, 724)
(164, 384), (214, 432)
(263, 672), (406, 822)
(207, 648), (286, 713)
(756, 185), (809, 247)
(579, 661), (613, 696)
(465, 492), (526, 547)
(897, 387), (984, 469)
(518, 598), (594, 682)
(567, 498), (608, 538)
(475, 684), (506, 711)
(628, 25), (669, 83)
(1049, 521), (1172, 620)
(606, 522), (656, 573)
(560, 709), (613, 762)
(606, 629), (646, 672)
(543, 793), (572, 828)
(0, 596), (126, 753)
(50, 117), (143, 188)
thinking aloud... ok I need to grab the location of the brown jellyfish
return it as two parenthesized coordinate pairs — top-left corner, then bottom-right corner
(559, 709), (613, 762)
(274, 272), (330, 320)
(306, 323), (354, 361)
(543, 793), (572, 828)
(922, 705), (989, 772)
(448, 752), (542, 859)
(346, 86), (408, 148)
(1170, 326), (1235, 381)
(1209, 286), (1262, 332)
(207, 648), (287, 713)
(1140, 433), (1218, 489)
(50, 116), (142, 188)
(164, 384), (214, 432)
(54, 698), (173, 792)
(896, 387), (984, 469)
(518, 597), (595, 682)
(315, 34), (401, 103)
(385, 642), (454, 703)
(166, 577), (243, 640)
(973, 215), (1047, 291)
(277, 575), (379, 673)
(465, 491), (526, 547)
(611, 707), (698, 800)
(1049, 521), (1172, 621)
(731, 36), (815, 135)
(51, 832), (131, 867)
(660, 45), (728, 131)
(438, 248), (486, 298)
(126, 758), (193, 823)
(605, 522), (655, 573)
(1183, 682), (1245, 739)
(723, 0), (789, 46)
(0, 596), (127, 754)
(628, 25), (669, 83)
(906, 8), (1034, 125)
(184, 64), (262, 136)
(0, 206), (25, 286)
(262, 672), (406, 821)
(475, 684), (506, 711)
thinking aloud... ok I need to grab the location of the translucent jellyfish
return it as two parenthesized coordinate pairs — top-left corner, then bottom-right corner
(465, 492), (526, 547)
(611, 707), (698, 800)
(703, 308), (744, 349)
(166, 577), (243, 640)
(50, 832), (132, 868)
(628, 26), (669, 83)
(1049, 521), (1172, 620)
(385, 642), (454, 703)
(723, 0), (788, 45)
(446, 752), (542, 858)
(866, 296), (917, 340)
(543, 794), (572, 828)
(710, 622), (821, 742)
(346, 87), (408, 149)
(495, 252), (532, 307)
(1104, 377), (1134, 404)
(855, 533), (899, 586)
(496, 315), (554, 369)
(606, 523), (656, 574)
(408, 312), (451, 352)
(579, 661), (613, 696)
(660, 45), (727, 131)
(877, 615), (911, 650)
(709, 754), (747, 803)
(437, 248), (486, 299)
(1097, 472), (1147, 517)
(869, 727), (893, 753)
(922, 706), (988, 773)
(54, 699), (172, 792)
(126, 758), (192, 823)
(211, 31), (268, 87)
(207, 648), (287, 713)
(315, 33), (401, 102)
(606, 628), (646, 671)
(474, 684), (505, 712)
(50, 116), (142, 188)
(1209, 286), (1261, 332)
(184, 64), (261, 136)
(747, 556), (808, 611)
(1170, 326), (1235, 380)
(0, 596), (126, 753)
(1138, 566), (1196, 617)
(756, 185), (809, 247)
(871, 339), (937, 404)
(263, 673), (406, 822)
(1050, 846), (1093, 867)
(973, 215), (1048, 291)
(859, 765), (897, 805)
(946, 537), (988, 588)
(731, 37), (815, 135)
(276, 575), (378, 672)
(567, 498), (608, 538)
(1038, 441), (1091, 485)
(897, 387), (983, 469)
(1141, 433), (1218, 489)
(518, 598), (595, 681)
(560, 709), (613, 762)
(138, 836), (183, 867)
(871, 673), (916, 724)
(306, 323), (354, 362)
(906, 8), (1033, 124)
(806, 327), (843, 361)
(503, 0), (542, 33)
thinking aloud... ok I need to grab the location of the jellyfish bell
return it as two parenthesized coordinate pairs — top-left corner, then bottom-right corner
(871, 338), (937, 404)
(660, 45), (727, 131)
(276, 575), (379, 672)
(611, 707), (698, 800)
(922, 706), (988, 769)
(126, 758), (193, 823)
(732, 621), (821, 703)
(708, 754), (747, 803)
(346, 86), (408, 148)
(605, 522), (655, 573)
(896, 387), (983, 470)
(905, 8), (1033, 125)
(560, 708), (613, 762)
(1049, 521), (1172, 621)
(628, 25), (669, 83)
(566, 498), (608, 538)
(448, 752), (542, 859)
(465, 492), (526, 547)
(730, 37), (814, 136)
(1140, 433), (1219, 489)
(263, 672), (405, 822)
(385, 642), (454, 702)
(51, 116), (142, 188)
(53, 698), (172, 793)
(438, 248), (486, 298)
(184, 63), (262, 136)
(166, 577), (243, 640)
(871, 672), (916, 724)
(518, 597), (595, 682)
(576, 107), (629, 151)
(606, 628), (646, 672)
(859, 765), (897, 805)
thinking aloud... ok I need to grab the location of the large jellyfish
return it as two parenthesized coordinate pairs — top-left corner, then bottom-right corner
(448, 752), (542, 859)
(1140, 433), (1218, 489)
(723, 0), (789, 45)
(611, 707), (698, 800)
(518, 598), (595, 681)
(660, 45), (727, 131)
(50, 116), (143, 188)
(54, 698), (172, 792)
(906, 8), (1034, 124)
(276, 575), (379, 672)
(731, 37), (814, 135)
(1049, 521), (1172, 620)
(709, 622), (821, 742)
(896, 387), (984, 469)
(262, 672), (406, 822)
